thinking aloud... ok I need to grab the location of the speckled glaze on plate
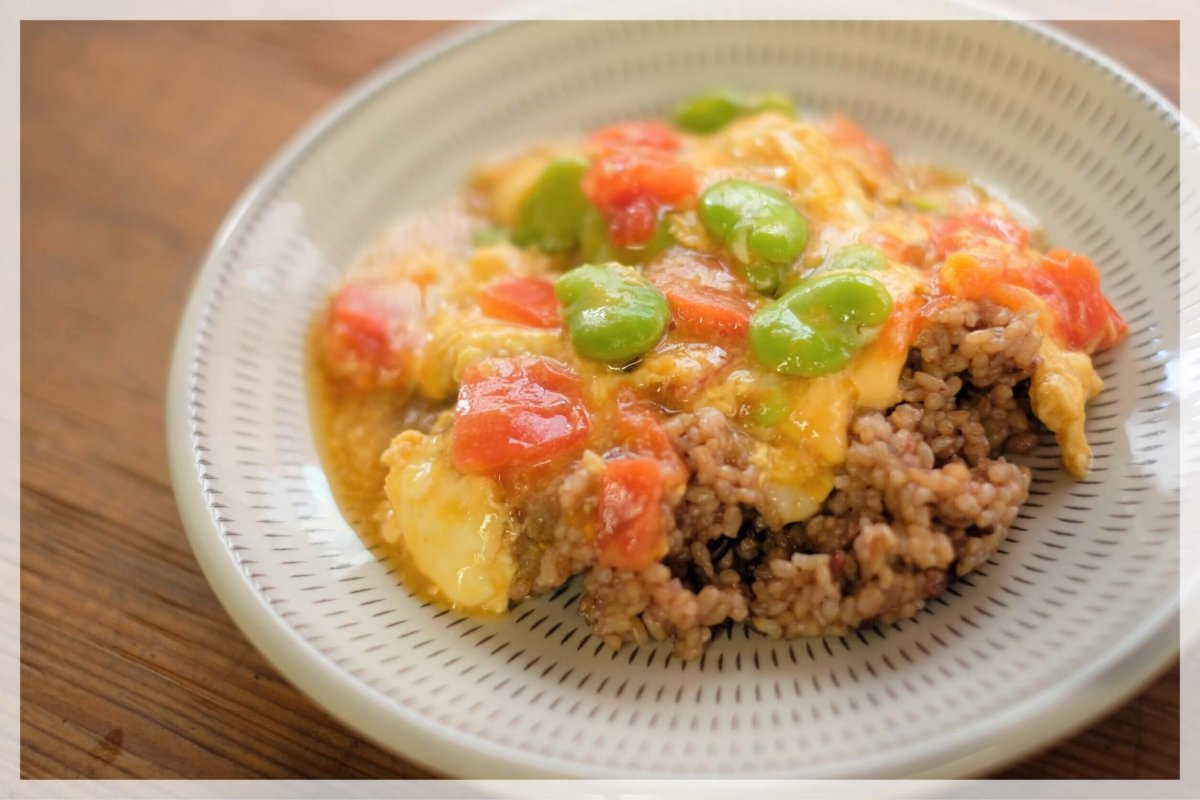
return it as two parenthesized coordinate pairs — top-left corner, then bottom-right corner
(167, 17), (1188, 778)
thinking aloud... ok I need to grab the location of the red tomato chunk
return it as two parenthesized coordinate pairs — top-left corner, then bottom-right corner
(648, 253), (752, 345)
(453, 357), (591, 474)
(322, 281), (422, 390)
(1025, 249), (1128, 352)
(614, 393), (688, 499)
(588, 121), (681, 153)
(478, 276), (562, 328)
(583, 121), (697, 247)
(596, 456), (667, 572)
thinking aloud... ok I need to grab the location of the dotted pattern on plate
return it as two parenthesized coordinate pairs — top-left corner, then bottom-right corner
(183, 20), (1183, 775)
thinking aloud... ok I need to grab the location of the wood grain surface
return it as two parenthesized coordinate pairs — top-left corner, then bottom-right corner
(20, 19), (1180, 780)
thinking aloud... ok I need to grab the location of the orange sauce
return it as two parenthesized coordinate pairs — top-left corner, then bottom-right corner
(306, 324), (447, 542)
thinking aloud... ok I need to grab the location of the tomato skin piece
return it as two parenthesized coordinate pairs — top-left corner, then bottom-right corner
(606, 194), (661, 246)
(582, 122), (696, 247)
(453, 357), (591, 474)
(478, 276), (562, 328)
(1029, 249), (1128, 352)
(595, 456), (668, 572)
(322, 281), (422, 390)
(647, 252), (752, 345)
(614, 393), (688, 499)
(927, 211), (1030, 259)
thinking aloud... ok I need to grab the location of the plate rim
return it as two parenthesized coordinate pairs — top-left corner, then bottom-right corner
(166, 16), (1189, 779)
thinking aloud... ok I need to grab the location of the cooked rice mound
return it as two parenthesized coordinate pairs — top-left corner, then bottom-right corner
(529, 299), (1039, 660)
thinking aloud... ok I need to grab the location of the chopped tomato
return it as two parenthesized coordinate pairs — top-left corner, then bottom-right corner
(583, 152), (696, 246)
(926, 211), (1029, 259)
(1025, 249), (1128, 352)
(478, 276), (561, 328)
(647, 252), (752, 345)
(667, 289), (751, 343)
(937, 246), (1127, 353)
(588, 121), (681, 153)
(615, 393), (688, 498)
(582, 122), (696, 247)
(826, 111), (893, 167)
(453, 357), (591, 474)
(322, 281), (422, 390)
(609, 192), (661, 246)
(595, 456), (668, 572)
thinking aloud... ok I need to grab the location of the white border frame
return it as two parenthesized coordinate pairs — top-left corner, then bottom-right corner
(8, 0), (1197, 795)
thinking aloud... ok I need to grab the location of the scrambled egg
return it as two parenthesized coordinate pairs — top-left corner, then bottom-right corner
(416, 311), (567, 399)
(758, 374), (858, 527)
(1030, 341), (1104, 477)
(380, 430), (515, 612)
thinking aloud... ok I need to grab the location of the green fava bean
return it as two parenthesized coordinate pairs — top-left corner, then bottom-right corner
(819, 244), (888, 274)
(750, 272), (893, 377)
(673, 91), (743, 134)
(750, 92), (796, 118)
(512, 154), (590, 252)
(673, 90), (796, 134)
(744, 262), (787, 296)
(698, 180), (808, 293)
(555, 263), (670, 363)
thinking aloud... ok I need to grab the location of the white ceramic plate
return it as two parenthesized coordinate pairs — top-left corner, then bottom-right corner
(167, 17), (1188, 779)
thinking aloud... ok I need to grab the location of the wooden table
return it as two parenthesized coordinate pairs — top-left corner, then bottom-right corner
(20, 19), (1180, 780)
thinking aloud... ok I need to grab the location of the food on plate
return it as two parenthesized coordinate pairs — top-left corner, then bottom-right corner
(309, 92), (1127, 659)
